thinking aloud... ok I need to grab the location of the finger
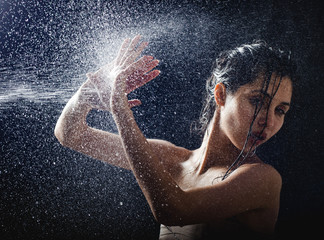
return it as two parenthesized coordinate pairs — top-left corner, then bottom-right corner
(129, 35), (142, 50)
(142, 59), (160, 74)
(123, 56), (158, 82)
(126, 69), (160, 93)
(122, 41), (149, 68)
(128, 99), (142, 108)
(128, 58), (160, 79)
(120, 55), (152, 79)
(129, 55), (155, 73)
(117, 55), (157, 89)
(116, 38), (131, 65)
(120, 35), (142, 66)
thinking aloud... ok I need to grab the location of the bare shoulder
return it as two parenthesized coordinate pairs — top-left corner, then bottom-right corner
(148, 139), (192, 164)
(228, 163), (282, 232)
(239, 163), (282, 183)
(232, 162), (282, 197)
(148, 138), (191, 154)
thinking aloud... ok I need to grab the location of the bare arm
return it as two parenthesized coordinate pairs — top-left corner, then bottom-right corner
(54, 85), (185, 170)
(111, 59), (185, 223)
(54, 81), (131, 169)
(54, 36), (158, 169)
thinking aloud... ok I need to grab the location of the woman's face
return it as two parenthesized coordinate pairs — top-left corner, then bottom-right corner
(219, 74), (293, 152)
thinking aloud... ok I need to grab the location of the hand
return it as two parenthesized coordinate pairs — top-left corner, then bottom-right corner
(84, 35), (160, 111)
(110, 36), (160, 112)
(78, 78), (109, 110)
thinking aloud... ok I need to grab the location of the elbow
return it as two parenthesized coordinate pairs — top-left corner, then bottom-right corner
(54, 118), (86, 149)
(54, 122), (66, 146)
(54, 119), (74, 147)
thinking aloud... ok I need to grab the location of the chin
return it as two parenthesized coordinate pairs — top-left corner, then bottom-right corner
(236, 140), (261, 154)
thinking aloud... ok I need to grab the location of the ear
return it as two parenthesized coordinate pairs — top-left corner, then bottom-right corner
(214, 83), (226, 106)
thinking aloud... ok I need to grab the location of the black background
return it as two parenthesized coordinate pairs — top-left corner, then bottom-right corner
(1, 0), (323, 239)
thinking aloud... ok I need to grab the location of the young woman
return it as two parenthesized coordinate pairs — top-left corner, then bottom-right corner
(55, 35), (294, 239)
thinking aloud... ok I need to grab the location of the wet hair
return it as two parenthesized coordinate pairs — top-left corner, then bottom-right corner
(197, 40), (296, 135)
(193, 40), (296, 180)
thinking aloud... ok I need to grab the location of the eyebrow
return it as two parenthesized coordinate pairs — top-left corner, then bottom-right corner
(251, 90), (291, 107)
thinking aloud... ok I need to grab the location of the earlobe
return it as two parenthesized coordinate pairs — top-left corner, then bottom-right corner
(214, 83), (226, 106)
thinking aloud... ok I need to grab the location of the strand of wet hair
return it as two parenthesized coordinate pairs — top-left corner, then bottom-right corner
(238, 72), (283, 164)
(220, 73), (283, 181)
(219, 73), (270, 181)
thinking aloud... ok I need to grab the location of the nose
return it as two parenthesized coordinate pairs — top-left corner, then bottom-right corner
(258, 110), (274, 128)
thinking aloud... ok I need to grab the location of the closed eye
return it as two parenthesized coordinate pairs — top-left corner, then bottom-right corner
(276, 108), (286, 116)
(275, 104), (290, 116)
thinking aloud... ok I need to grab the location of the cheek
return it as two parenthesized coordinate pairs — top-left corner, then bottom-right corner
(223, 100), (255, 134)
(236, 101), (256, 127)
(272, 119), (285, 136)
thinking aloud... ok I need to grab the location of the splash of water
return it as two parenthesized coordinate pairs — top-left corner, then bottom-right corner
(0, 1), (190, 109)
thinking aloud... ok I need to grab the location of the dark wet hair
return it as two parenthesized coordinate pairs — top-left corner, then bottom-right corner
(198, 40), (296, 135)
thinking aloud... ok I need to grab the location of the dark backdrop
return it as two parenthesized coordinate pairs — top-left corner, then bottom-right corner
(1, 0), (323, 239)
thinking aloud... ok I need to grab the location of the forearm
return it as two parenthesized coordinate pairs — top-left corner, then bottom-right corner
(112, 97), (184, 221)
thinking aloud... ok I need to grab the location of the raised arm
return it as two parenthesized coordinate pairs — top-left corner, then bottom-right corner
(54, 36), (158, 169)
(54, 79), (133, 169)
(108, 37), (185, 222)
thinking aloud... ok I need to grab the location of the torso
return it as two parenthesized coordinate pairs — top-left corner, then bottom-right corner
(162, 145), (262, 191)
(159, 207), (277, 239)
(155, 142), (278, 238)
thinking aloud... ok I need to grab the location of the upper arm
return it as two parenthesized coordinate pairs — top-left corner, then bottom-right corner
(160, 164), (282, 228)
(147, 139), (191, 166)
(59, 124), (187, 170)
(62, 125), (132, 169)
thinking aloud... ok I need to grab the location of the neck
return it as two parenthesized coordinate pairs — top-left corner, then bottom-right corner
(197, 112), (241, 175)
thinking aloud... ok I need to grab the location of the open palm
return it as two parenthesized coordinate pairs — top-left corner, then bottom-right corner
(82, 35), (160, 111)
